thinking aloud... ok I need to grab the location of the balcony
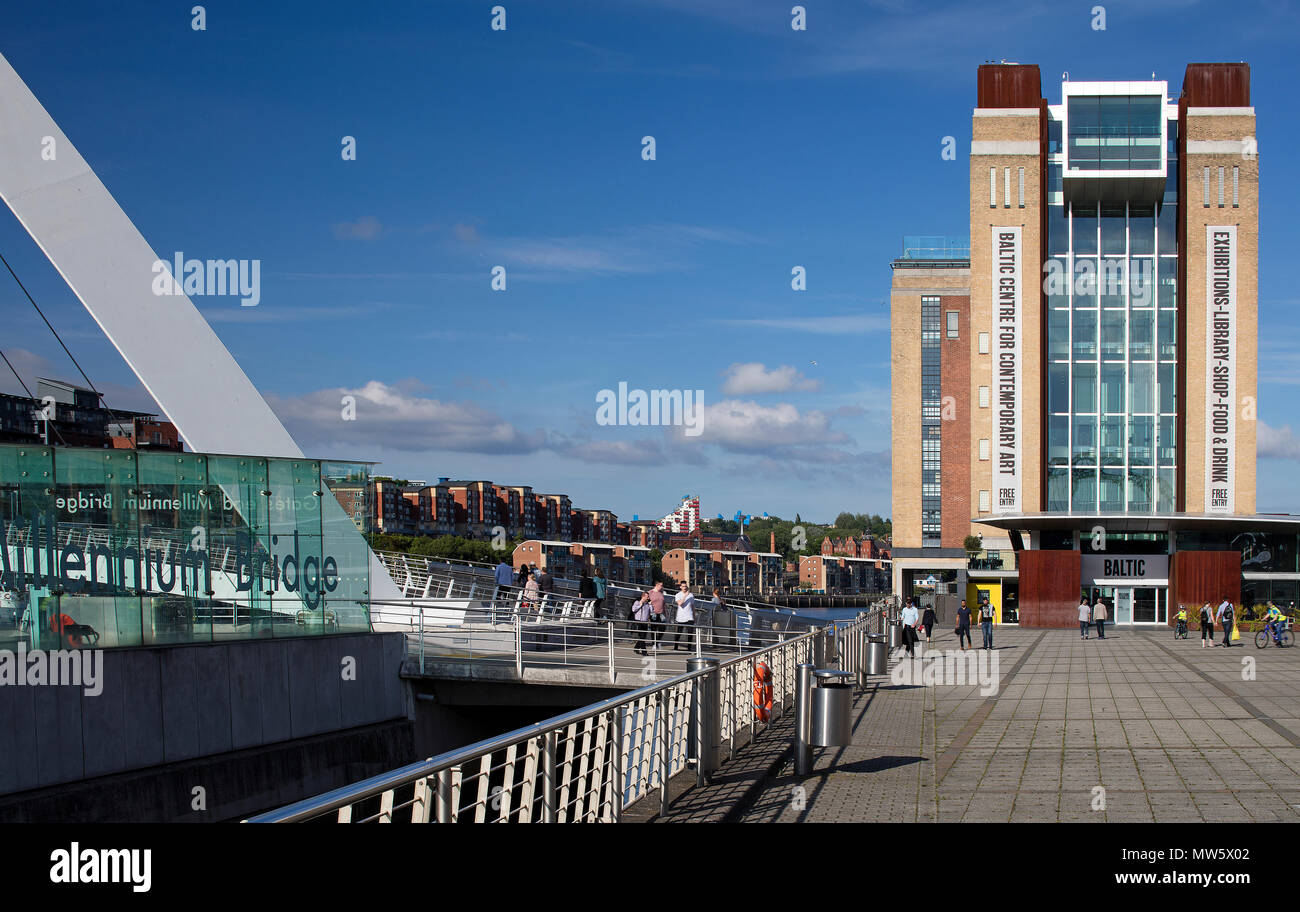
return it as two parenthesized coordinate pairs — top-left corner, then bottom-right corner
(898, 235), (970, 262)
(968, 549), (1017, 572)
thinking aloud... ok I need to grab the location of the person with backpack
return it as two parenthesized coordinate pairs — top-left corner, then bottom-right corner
(1199, 603), (1214, 647)
(979, 599), (995, 650)
(1215, 598), (1235, 647)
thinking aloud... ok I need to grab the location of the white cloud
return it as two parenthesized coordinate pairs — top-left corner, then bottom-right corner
(267, 380), (547, 455)
(1258, 420), (1300, 461)
(721, 362), (821, 395)
(332, 216), (384, 241)
(679, 399), (850, 452)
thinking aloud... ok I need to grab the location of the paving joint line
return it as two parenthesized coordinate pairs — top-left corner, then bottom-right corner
(935, 632), (1047, 786)
(1147, 634), (1300, 750)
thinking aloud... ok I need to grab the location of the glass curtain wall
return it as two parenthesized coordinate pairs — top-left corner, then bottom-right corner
(1046, 115), (1178, 513)
(0, 443), (371, 651)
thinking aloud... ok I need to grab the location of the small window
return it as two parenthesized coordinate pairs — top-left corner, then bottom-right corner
(1018, 167), (1025, 208)
(989, 168), (996, 208)
(978, 490), (990, 513)
(979, 386), (990, 408)
(1203, 167), (1210, 207)
(978, 332), (990, 354)
(1233, 166), (1239, 208)
(946, 311), (959, 339)
(979, 439), (990, 461)
(1218, 166), (1225, 207)
(1004, 167), (1011, 208)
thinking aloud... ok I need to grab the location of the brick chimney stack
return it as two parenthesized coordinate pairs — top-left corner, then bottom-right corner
(770, 531), (776, 553)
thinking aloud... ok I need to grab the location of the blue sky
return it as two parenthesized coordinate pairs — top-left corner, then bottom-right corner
(2, 0), (1300, 523)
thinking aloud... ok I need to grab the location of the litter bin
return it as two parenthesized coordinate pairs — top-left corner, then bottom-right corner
(866, 635), (888, 676)
(887, 621), (902, 650)
(810, 669), (854, 747)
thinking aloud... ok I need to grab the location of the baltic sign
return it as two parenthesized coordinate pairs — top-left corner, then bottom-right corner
(1081, 554), (1170, 584)
(1205, 226), (1236, 514)
(992, 227), (1022, 514)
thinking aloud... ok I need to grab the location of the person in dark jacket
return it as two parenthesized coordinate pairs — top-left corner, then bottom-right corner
(955, 600), (972, 651)
(579, 574), (597, 618)
(537, 568), (555, 616)
(921, 604), (937, 645)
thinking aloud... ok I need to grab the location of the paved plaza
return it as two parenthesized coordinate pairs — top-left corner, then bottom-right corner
(651, 625), (1300, 823)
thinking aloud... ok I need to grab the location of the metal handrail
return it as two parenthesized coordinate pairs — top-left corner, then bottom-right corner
(246, 611), (877, 823)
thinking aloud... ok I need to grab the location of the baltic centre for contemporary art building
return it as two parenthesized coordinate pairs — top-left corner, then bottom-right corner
(891, 61), (1292, 627)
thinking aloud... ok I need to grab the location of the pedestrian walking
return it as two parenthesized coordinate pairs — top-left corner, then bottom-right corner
(493, 558), (514, 604)
(593, 570), (608, 619)
(711, 588), (737, 650)
(537, 567), (554, 616)
(672, 583), (697, 651)
(646, 581), (667, 650)
(1078, 596), (1092, 639)
(1215, 598), (1235, 647)
(901, 600), (920, 655)
(955, 600), (972, 651)
(979, 599), (995, 650)
(1093, 596), (1108, 639)
(921, 603), (937, 645)
(1199, 602), (1214, 647)
(517, 564), (531, 588)
(523, 572), (540, 613)
(631, 592), (653, 655)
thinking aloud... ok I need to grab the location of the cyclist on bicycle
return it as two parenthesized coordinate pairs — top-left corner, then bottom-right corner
(1175, 605), (1188, 638)
(1262, 602), (1286, 642)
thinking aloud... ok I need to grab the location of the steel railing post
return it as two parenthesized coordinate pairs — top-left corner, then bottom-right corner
(542, 731), (557, 823)
(658, 694), (671, 817)
(608, 620), (616, 684)
(611, 708), (624, 823)
(514, 612), (523, 678)
(436, 768), (453, 823)
(419, 607), (425, 675)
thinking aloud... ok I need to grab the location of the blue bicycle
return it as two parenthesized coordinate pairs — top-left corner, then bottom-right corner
(1255, 619), (1294, 649)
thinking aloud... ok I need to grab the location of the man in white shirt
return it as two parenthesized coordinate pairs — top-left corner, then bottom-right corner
(672, 583), (696, 652)
(901, 601), (920, 655)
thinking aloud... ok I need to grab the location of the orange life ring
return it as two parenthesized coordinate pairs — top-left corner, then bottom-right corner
(753, 660), (774, 722)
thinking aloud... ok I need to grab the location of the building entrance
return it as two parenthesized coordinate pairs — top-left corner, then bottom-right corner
(1093, 586), (1166, 625)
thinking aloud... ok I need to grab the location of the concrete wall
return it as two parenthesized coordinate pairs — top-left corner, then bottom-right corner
(0, 632), (408, 799)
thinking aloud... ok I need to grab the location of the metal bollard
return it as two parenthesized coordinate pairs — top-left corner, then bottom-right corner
(688, 656), (721, 785)
(794, 663), (814, 776)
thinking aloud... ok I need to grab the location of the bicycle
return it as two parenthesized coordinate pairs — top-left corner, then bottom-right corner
(1254, 619), (1294, 649)
(1174, 618), (1189, 639)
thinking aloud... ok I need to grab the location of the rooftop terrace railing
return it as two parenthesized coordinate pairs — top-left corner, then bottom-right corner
(245, 610), (882, 822)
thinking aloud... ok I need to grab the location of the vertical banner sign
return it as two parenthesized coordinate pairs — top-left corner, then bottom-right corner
(992, 227), (1022, 514)
(1205, 226), (1236, 513)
